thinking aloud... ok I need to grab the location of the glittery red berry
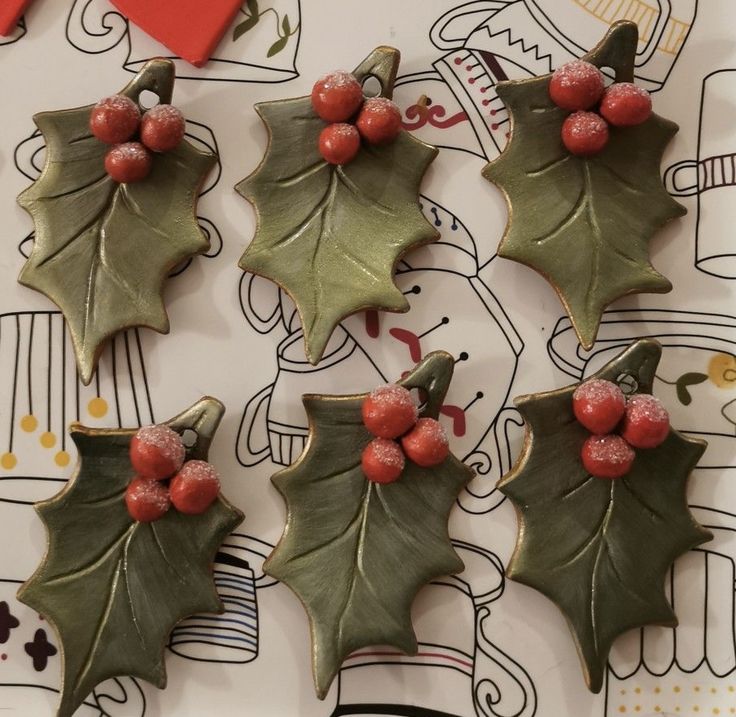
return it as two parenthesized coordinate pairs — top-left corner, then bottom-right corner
(581, 434), (635, 479)
(362, 384), (418, 439)
(549, 60), (605, 111)
(620, 394), (670, 449)
(129, 424), (185, 480)
(361, 438), (405, 484)
(572, 378), (626, 435)
(89, 95), (141, 144)
(355, 97), (402, 146)
(311, 71), (364, 123)
(169, 460), (221, 515)
(319, 123), (361, 165)
(104, 142), (152, 183)
(140, 104), (186, 153)
(600, 82), (652, 127)
(401, 418), (449, 468)
(561, 111), (609, 157)
(125, 477), (171, 523)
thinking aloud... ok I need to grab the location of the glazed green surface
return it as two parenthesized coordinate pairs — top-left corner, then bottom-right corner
(237, 47), (438, 365)
(499, 339), (711, 693)
(18, 59), (216, 385)
(264, 351), (473, 699)
(18, 398), (243, 717)
(483, 21), (685, 350)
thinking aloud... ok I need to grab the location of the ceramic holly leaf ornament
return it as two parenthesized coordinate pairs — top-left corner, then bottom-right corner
(264, 351), (473, 698)
(499, 339), (711, 692)
(237, 46), (439, 365)
(18, 59), (216, 385)
(483, 21), (685, 350)
(18, 397), (243, 717)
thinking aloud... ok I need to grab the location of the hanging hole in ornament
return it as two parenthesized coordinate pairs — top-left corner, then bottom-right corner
(138, 90), (159, 110)
(600, 66), (616, 87)
(180, 428), (198, 449)
(410, 387), (429, 415)
(362, 75), (382, 98)
(615, 372), (638, 395)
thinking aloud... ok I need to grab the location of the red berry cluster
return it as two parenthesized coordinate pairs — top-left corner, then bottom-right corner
(124, 424), (221, 523)
(572, 378), (670, 479)
(360, 384), (450, 484)
(89, 95), (186, 184)
(311, 71), (403, 166)
(548, 60), (652, 157)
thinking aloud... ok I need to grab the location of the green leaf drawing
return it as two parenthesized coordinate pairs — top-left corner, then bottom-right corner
(264, 351), (473, 698)
(483, 21), (685, 350)
(237, 47), (438, 364)
(233, 0), (260, 42)
(499, 339), (711, 692)
(675, 372), (708, 406)
(281, 13), (291, 36)
(18, 398), (243, 717)
(17, 60), (216, 384)
(266, 34), (288, 58)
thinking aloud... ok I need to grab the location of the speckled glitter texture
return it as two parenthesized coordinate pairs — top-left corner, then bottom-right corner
(402, 417), (449, 468)
(549, 60), (605, 111)
(621, 393), (670, 448)
(581, 434), (635, 479)
(600, 82), (652, 127)
(362, 384), (418, 439)
(361, 437), (405, 483)
(573, 378), (626, 434)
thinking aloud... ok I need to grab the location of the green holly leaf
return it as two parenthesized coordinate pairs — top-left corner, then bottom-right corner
(483, 21), (685, 350)
(264, 351), (473, 698)
(17, 59), (216, 385)
(237, 47), (438, 364)
(18, 398), (243, 717)
(499, 339), (711, 692)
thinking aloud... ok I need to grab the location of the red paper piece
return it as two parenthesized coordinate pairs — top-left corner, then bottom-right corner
(0, 0), (32, 36)
(110, 0), (243, 68)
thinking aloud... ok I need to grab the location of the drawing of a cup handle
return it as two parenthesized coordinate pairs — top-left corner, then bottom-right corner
(429, 1), (511, 51)
(236, 384), (274, 467)
(664, 158), (700, 197)
(239, 274), (284, 335)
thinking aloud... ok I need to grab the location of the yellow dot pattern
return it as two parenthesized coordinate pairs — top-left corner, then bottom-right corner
(20, 414), (38, 432)
(87, 397), (108, 418)
(40, 432), (56, 449)
(0, 452), (17, 470)
(615, 682), (736, 715)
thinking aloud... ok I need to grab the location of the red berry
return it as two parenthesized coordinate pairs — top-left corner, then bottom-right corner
(581, 434), (635, 479)
(169, 460), (221, 515)
(355, 97), (402, 145)
(549, 60), (605, 111)
(401, 418), (449, 468)
(89, 95), (141, 144)
(311, 71), (364, 123)
(561, 111), (609, 157)
(125, 477), (171, 523)
(318, 123), (361, 165)
(361, 438), (405, 484)
(362, 384), (418, 439)
(129, 424), (185, 480)
(104, 142), (152, 183)
(140, 104), (186, 153)
(572, 379), (626, 435)
(600, 82), (652, 127)
(620, 394), (670, 449)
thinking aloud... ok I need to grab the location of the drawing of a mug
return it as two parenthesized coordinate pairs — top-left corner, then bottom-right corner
(169, 534), (276, 665)
(665, 70), (736, 279)
(396, 0), (695, 161)
(66, 0), (300, 83)
(332, 542), (536, 717)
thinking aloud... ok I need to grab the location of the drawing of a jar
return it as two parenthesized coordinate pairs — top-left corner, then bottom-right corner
(395, 0), (695, 161)
(66, 0), (300, 83)
(237, 197), (522, 514)
(666, 69), (736, 279)
(548, 309), (736, 714)
(330, 542), (536, 717)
